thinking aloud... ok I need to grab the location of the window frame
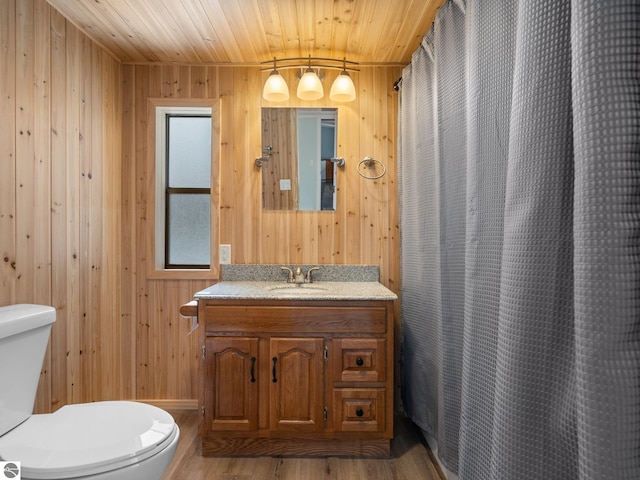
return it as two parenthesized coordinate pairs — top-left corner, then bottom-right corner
(147, 99), (219, 280)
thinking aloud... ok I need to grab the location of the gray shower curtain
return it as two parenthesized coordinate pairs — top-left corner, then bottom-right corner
(399, 1), (640, 479)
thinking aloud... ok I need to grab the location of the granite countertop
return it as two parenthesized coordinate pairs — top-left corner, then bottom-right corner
(194, 280), (397, 301)
(192, 264), (397, 301)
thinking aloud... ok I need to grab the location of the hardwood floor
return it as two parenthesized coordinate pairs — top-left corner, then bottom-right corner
(162, 411), (444, 480)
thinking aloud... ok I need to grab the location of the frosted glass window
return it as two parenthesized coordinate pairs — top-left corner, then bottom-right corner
(168, 116), (211, 188)
(161, 112), (212, 269)
(166, 194), (210, 267)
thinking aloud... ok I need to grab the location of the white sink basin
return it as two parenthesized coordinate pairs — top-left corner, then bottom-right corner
(267, 284), (328, 294)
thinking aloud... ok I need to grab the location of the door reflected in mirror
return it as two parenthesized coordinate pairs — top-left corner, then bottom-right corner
(261, 108), (337, 211)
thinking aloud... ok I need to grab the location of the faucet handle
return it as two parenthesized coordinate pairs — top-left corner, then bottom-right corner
(305, 266), (320, 283)
(280, 266), (294, 283)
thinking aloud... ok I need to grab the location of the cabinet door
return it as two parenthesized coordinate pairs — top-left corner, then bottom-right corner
(269, 337), (324, 433)
(205, 337), (259, 432)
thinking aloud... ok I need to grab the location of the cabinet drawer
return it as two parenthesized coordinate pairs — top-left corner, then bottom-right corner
(333, 388), (385, 433)
(332, 338), (385, 382)
(204, 305), (387, 334)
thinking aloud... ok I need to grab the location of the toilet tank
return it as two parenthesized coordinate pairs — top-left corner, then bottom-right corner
(0, 304), (56, 436)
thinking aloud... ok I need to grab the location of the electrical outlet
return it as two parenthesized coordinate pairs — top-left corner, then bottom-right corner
(280, 179), (291, 191)
(219, 244), (231, 264)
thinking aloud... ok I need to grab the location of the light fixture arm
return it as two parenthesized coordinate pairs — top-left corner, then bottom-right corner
(260, 56), (359, 73)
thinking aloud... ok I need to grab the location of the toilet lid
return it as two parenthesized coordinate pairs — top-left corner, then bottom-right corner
(0, 401), (177, 479)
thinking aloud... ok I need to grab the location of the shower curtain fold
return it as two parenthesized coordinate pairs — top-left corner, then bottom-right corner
(459, 0), (516, 478)
(398, 0), (640, 478)
(400, 27), (441, 444)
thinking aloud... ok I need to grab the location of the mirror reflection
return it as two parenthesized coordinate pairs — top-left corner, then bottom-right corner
(261, 108), (337, 211)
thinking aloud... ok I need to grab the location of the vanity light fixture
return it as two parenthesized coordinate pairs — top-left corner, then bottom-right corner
(261, 55), (358, 102)
(297, 56), (324, 100)
(262, 58), (289, 102)
(329, 58), (357, 102)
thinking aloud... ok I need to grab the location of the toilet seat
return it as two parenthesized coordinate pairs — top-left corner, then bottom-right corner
(0, 401), (177, 479)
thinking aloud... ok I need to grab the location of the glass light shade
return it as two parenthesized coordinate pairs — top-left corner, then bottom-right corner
(263, 70), (289, 102)
(329, 71), (356, 102)
(297, 69), (324, 100)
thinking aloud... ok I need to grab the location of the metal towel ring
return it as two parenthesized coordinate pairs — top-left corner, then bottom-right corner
(357, 157), (386, 180)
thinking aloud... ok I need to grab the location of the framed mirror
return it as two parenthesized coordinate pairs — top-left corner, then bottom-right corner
(261, 108), (337, 211)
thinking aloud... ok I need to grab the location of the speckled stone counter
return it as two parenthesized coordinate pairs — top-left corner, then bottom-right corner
(194, 280), (397, 301)
(193, 264), (397, 301)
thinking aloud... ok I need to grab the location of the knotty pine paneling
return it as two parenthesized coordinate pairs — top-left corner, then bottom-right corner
(44, 0), (446, 65)
(122, 64), (401, 404)
(1, 0), (122, 412)
(3, 0), (400, 411)
(261, 107), (298, 210)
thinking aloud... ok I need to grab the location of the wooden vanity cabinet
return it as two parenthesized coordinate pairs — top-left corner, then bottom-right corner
(196, 299), (394, 457)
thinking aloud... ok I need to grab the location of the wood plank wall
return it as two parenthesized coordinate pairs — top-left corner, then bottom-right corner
(1, 0), (122, 412)
(122, 64), (402, 406)
(2, 0), (402, 410)
(261, 107), (298, 210)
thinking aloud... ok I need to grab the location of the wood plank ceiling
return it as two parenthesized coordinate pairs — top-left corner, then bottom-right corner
(45, 0), (446, 65)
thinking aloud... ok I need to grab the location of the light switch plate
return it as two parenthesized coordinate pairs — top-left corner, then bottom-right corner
(219, 244), (231, 264)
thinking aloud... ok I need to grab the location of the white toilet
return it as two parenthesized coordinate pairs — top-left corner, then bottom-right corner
(0, 304), (180, 480)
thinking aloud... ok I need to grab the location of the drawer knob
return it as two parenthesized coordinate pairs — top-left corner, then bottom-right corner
(356, 357), (364, 366)
(356, 408), (364, 417)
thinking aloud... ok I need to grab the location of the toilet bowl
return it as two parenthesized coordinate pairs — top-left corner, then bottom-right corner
(0, 305), (179, 480)
(0, 401), (179, 480)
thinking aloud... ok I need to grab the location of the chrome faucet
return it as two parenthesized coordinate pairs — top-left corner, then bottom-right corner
(280, 266), (321, 284)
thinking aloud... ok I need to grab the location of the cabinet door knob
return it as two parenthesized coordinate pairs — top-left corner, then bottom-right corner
(356, 357), (364, 366)
(272, 357), (278, 383)
(356, 408), (364, 417)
